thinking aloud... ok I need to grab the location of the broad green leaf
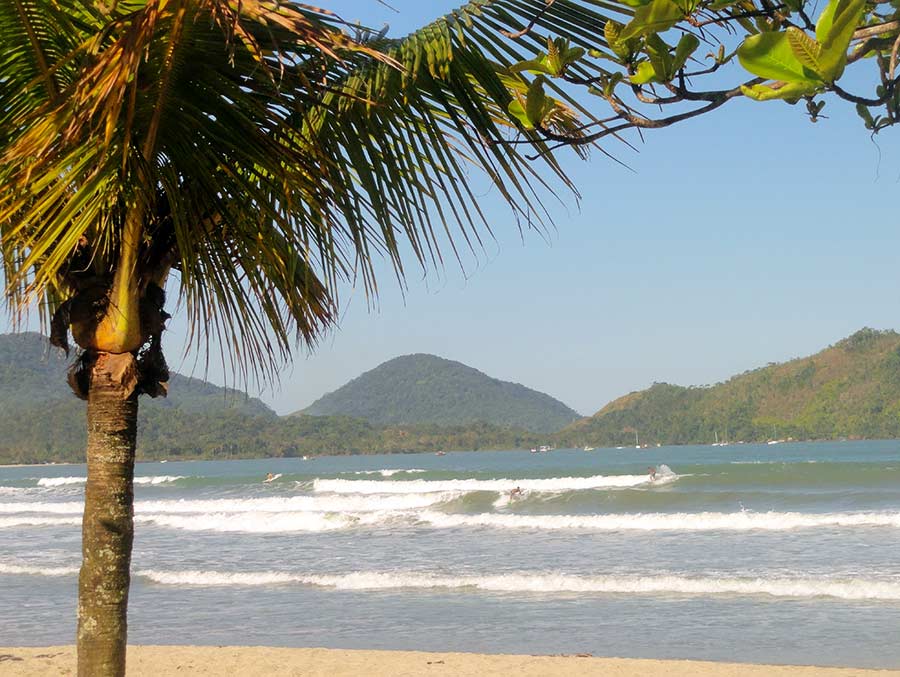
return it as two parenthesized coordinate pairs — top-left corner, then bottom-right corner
(509, 57), (558, 76)
(564, 47), (586, 63)
(855, 102), (875, 125)
(646, 33), (674, 80)
(737, 31), (820, 83)
(605, 21), (639, 60)
(741, 80), (819, 102)
(620, 0), (684, 40)
(672, 33), (700, 72)
(815, 0), (865, 80)
(507, 98), (535, 129)
(630, 60), (659, 84)
(525, 76), (549, 127)
(786, 27), (821, 76)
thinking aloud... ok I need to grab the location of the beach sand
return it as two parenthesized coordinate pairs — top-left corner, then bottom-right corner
(1, 647), (898, 676)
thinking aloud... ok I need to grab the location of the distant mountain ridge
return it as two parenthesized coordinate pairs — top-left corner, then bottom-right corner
(0, 333), (543, 463)
(300, 353), (580, 433)
(558, 328), (900, 446)
(4, 328), (900, 464)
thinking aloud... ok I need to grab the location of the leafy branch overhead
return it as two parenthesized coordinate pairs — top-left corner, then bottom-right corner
(500, 0), (900, 146)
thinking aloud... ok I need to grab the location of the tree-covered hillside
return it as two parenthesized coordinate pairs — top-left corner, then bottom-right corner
(0, 334), (542, 463)
(301, 353), (580, 433)
(558, 328), (900, 447)
(0, 333), (273, 462)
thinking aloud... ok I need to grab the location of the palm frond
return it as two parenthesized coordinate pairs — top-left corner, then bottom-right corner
(0, 0), (616, 387)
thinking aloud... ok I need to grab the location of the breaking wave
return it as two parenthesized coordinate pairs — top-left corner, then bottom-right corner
(0, 516), (81, 528)
(134, 510), (400, 533)
(35, 475), (184, 487)
(417, 510), (900, 531)
(313, 474), (658, 495)
(3, 501), (900, 533)
(347, 469), (427, 477)
(0, 492), (457, 517)
(135, 568), (900, 601)
(0, 563), (79, 577)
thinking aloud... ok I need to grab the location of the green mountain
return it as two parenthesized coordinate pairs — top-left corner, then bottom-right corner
(300, 353), (580, 433)
(0, 333), (542, 463)
(6, 328), (900, 464)
(558, 328), (900, 447)
(0, 332), (274, 463)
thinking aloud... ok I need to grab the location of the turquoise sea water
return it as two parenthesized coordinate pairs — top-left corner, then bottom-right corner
(1, 440), (899, 667)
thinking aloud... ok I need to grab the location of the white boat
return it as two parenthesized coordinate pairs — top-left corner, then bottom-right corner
(583, 446), (595, 452)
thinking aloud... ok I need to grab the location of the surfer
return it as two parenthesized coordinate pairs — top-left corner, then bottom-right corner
(647, 467), (657, 482)
(265, 472), (275, 482)
(510, 486), (523, 499)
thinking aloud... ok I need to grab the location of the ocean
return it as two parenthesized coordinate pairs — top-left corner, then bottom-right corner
(1, 440), (898, 668)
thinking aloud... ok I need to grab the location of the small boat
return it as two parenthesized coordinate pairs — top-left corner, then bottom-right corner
(435, 451), (446, 456)
(583, 446), (595, 452)
(530, 448), (538, 453)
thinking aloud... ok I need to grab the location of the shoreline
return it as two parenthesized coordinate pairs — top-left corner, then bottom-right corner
(1, 437), (896, 467)
(1, 647), (899, 676)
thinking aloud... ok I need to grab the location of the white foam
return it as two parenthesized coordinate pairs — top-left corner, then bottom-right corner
(4, 501), (900, 534)
(0, 516), (81, 528)
(417, 510), (900, 532)
(133, 493), (453, 514)
(0, 501), (83, 514)
(35, 475), (183, 487)
(349, 469), (427, 477)
(0, 493), (455, 518)
(314, 474), (653, 495)
(135, 568), (900, 600)
(0, 563), (79, 577)
(135, 510), (399, 533)
(35, 477), (86, 487)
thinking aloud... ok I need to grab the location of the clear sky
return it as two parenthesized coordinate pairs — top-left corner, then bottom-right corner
(7, 1), (900, 416)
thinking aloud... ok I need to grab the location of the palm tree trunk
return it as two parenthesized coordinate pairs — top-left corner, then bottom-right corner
(77, 352), (139, 677)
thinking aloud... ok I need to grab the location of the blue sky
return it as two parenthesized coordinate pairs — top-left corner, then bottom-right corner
(7, 1), (900, 416)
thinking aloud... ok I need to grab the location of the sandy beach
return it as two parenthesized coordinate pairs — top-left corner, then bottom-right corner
(1, 647), (899, 676)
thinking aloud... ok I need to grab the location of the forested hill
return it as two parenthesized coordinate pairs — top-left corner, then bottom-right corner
(300, 353), (581, 433)
(0, 332), (275, 463)
(558, 328), (900, 447)
(0, 332), (273, 415)
(0, 334), (543, 464)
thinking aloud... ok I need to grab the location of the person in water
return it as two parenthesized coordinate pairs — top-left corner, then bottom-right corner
(510, 486), (523, 499)
(647, 467), (657, 481)
(265, 472), (275, 482)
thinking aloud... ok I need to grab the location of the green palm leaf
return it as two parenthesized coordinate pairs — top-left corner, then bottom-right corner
(1, 0), (614, 385)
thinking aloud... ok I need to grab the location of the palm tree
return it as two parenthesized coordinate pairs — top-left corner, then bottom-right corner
(0, 0), (610, 674)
